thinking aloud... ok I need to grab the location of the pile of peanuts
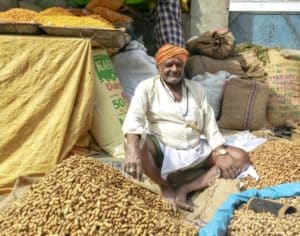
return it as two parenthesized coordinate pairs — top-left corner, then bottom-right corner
(228, 197), (300, 236)
(242, 140), (300, 189)
(0, 155), (197, 235)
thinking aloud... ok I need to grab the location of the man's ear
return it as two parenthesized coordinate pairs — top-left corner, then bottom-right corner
(156, 64), (161, 73)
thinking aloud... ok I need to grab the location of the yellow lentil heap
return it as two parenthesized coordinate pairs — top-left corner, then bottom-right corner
(38, 7), (74, 16)
(35, 15), (115, 29)
(0, 8), (37, 23)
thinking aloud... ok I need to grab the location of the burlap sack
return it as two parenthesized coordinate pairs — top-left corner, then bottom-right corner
(187, 30), (235, 59)
(185, 55), (246, 79)
(0, 175), (42, 212)
(185, 52), (266, 79)
(218, 78), (270, 131)
(265, 49), (300, 127)
(240, 51), (267, 80)
(184, 179), (240, 227)
(280, 49), (300, 61)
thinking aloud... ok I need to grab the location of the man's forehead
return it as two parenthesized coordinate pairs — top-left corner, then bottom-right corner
(162, 58), (183, 65)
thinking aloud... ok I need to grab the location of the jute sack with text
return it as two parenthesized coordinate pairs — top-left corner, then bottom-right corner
(218, 78), (270, 131)
(265, 49), (300, 127)
(91, 50), (128, 158)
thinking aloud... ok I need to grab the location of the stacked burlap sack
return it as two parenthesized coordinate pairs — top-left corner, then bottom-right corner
(185, 29), (300, 134)
(185, 29), (266, 80)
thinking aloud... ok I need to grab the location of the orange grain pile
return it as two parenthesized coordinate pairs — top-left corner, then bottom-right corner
(0, 8), (37, 23)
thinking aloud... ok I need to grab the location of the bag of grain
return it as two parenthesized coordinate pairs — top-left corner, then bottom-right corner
(265, 49), (300, 126)
(91, 49), (128, 158)
(187, 29), (235, 59)
(218, 77), (270, 131)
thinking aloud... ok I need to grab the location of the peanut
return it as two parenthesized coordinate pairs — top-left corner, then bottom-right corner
(0, 155), (197, 235)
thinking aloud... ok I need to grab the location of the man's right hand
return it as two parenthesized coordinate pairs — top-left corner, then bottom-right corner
(214, 154), (239, 179)
(123, 134), (143, 181)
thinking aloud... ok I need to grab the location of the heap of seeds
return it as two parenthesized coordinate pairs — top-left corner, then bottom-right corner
(38, 7), (74, 16)
(0, 155), (197, 235)
(35, 15), (114, 29)
(0, 8), (37, 23)
(228, 197), (300, 236)
(242, 140), (300, 189)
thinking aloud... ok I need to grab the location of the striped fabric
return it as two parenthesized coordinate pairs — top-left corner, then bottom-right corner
(155, 0), (185, 48)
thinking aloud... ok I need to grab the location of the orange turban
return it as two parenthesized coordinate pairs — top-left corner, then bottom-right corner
(155, 44), (189, 65)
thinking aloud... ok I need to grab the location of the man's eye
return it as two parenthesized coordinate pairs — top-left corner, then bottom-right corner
(165, 62), (183, 68)
(165, 63), (173, 67)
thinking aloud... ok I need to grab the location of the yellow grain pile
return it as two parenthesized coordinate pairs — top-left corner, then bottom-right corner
(242, 140), (300, 189)
(38, 7), (74, 16)
(0, 155), (197, 235)
(35, 15), (115, 29)
(228, 197), (300, 236)
(0, 8), (37, 23)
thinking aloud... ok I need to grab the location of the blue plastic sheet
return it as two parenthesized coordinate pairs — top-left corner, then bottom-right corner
(199, 182), (300, 236)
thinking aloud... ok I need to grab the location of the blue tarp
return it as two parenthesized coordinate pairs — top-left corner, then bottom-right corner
(198, 182), (300, 236)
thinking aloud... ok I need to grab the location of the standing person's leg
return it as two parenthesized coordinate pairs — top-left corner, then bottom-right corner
(155, 0), (185, 48)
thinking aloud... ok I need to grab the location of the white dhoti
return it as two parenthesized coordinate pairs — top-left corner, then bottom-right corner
(160, 139), (212, 180)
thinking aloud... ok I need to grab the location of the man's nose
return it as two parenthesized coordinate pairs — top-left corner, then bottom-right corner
(170, 64), (178, 71)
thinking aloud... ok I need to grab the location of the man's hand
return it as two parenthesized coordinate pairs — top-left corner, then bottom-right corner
(123, 134), (143, 181)
(214, 153), (240, 179)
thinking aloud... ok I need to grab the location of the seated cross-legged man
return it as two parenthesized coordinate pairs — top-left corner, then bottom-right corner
(122, 44), (250, 212)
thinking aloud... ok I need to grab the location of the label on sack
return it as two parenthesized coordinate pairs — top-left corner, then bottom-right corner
(91, 49), (128, 158)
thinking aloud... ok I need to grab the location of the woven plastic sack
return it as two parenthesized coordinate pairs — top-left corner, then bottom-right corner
(91, 49), (128, 158)
(192, 71), (230, 119)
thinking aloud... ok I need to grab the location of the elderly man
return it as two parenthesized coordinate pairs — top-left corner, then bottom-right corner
(122, 44), (249, 212)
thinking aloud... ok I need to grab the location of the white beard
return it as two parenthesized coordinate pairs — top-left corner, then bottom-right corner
(164, 76), (182, 85)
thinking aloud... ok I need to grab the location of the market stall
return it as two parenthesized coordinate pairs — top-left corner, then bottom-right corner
(0, 1), (299, 235)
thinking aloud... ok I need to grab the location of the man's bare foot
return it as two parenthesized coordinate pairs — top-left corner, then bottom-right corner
(160, 184), (177, 213)
(176, 187), (194, 212)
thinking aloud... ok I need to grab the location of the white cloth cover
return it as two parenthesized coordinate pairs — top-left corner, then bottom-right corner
(112, 41), (158, 101)
(192, 71), (230, 119)
(224, 131), (267, 180)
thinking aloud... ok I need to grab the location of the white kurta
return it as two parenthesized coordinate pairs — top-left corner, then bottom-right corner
(122, 75), (225, 150)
